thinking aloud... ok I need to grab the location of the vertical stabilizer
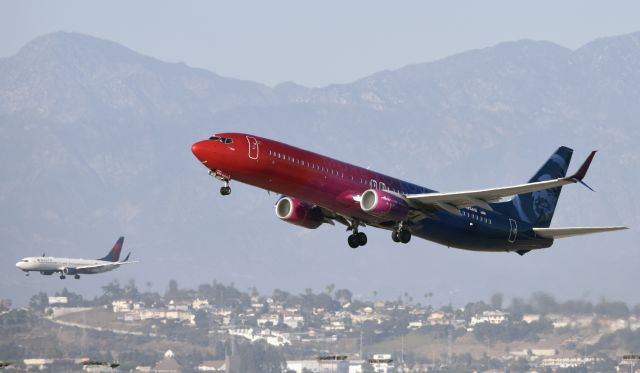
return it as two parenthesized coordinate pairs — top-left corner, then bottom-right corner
(99, 237), (124, 262)
(504, 147), (573, 228)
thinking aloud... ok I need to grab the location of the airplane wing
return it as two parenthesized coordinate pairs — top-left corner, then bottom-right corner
(533, 226), (628, 239)
(404, 151), (597, 215)
(73, 261), (138, 271)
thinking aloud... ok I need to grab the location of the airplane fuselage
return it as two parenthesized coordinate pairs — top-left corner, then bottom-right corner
(192, 133), (553, 252)
(16, 256), (122, 275)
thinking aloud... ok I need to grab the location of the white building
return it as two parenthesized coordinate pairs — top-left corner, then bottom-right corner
(192, 298), (210, 310)
(48, 296), (68, 305)
(369, 354), (394, 373)
(256, 314), (280, 327)
(228, 328), (291, 347)
(407, 320), (427, 330)
(287, 358), (349, 373)
(283, 314), (305, 329)
(469, 310), (509, 326)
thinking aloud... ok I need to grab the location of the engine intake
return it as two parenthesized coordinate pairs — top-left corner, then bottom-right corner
(275, 197), (324, 229)
(360, 189), (410, 221)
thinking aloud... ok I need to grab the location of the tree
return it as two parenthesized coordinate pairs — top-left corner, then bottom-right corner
(325, 283), (335, 295)
(165, 279), (179, 301)
(29, 292), (48, 311)
(531, 292), (557, 314)
(334, 288), (353, 304)
(490, 293), (503, 310)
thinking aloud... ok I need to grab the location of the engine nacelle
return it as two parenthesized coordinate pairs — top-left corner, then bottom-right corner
(275, 197), (324, 229)
(63, 267), (79, 275)
(360, 189), (410, 221)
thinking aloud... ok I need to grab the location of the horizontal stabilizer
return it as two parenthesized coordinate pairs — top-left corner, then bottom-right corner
(533, 226), (628, 239)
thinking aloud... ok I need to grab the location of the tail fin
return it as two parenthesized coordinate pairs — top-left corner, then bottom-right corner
(99, 237), (124, 262)
(509, 147), (573, 228)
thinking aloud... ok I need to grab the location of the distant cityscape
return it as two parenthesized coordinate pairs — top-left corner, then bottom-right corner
(1, 281), (640, 372)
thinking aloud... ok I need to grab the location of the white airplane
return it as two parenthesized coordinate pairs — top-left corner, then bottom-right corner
(15, 237), (136, 279)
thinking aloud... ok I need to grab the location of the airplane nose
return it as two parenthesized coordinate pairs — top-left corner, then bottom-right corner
(15, 262), (23, 269)
(191, 141), (208, 161)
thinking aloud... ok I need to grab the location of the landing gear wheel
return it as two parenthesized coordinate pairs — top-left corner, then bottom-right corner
(60, 275), (66, 279)
(219, 186), (231, 196)
(398, 229), (412, 244)
(74, 274), (80, 279)
(348, 234), (359, 249)
(356, 232), (367, 246)
(391, 230), (400, 242)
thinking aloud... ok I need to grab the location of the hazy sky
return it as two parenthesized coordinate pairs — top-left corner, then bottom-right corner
(1, 1), (639, 87)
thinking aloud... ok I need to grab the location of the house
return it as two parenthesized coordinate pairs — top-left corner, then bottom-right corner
(287, 358), (349, 373)
(469, 310), (509, 326)
(368, 354), (394, 373)
(283, 314), (305, 329)
(153, 350), (181, 373)
(257, 313), (280, 327)
(428, 310), (451, 326)
(192, 298), (211, 310)
(522, 314), (540, 323)
(407, 320), (427, 330)
(196, 360), (225, 372)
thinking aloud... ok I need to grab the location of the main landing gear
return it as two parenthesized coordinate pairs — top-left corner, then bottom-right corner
(347, 220), (367, 249)
(60, 274), (66, 279)
(209, 170), (232, 196)
(391, 223), (412, 244)
(74, 274), (80, 279)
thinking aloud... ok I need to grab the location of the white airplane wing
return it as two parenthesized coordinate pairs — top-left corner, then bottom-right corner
(74, 261), (138, 271)
(405, 151), (597, 215)
(532, 226), (628, 239)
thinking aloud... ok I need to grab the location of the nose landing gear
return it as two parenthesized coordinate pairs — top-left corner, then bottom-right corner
(220, 182), (231, 196)
(209, 170), (232, 196)
(60, 274), (66, 280)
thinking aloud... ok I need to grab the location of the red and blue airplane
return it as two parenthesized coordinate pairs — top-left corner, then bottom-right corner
(191, 133), (626, 255)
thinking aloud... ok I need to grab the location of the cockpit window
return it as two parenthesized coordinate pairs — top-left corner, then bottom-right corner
(209, 136), (234, 144)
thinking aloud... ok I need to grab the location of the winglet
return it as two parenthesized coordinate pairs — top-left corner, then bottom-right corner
(569, 150), (597, 181)
(123, 252), (131, 262)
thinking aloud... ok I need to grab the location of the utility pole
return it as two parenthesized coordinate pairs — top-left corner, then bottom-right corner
(447, 329), (452, 366)
(359, 328), (363, 359)
(401, 334), (405, 372)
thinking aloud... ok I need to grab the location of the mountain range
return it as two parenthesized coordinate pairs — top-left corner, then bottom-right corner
(0, 31), (637, 306)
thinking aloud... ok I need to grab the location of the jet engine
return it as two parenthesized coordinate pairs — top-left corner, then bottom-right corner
(275, 197), (324, 229)
(63, 267), (79, 275)
(360, 189), (410, 221)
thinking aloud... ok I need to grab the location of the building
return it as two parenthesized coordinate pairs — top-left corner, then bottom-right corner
(153, 350), (181, 373)
(469, 310), (509, 326)
(287, 356), (349, 373)
(521, 314), (540, 323)
(368, 354), (394, 373)
(256, 313), (280, 327)
(196, 360), (226, 372)
(48, 296), (68, 305)
(192, 298), (211, 310)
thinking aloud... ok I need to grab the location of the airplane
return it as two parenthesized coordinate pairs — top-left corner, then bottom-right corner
(15, 237), (136, 279)
(191, 133), (627, 255)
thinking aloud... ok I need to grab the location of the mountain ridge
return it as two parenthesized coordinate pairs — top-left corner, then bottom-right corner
(0, 31), (637, 307)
